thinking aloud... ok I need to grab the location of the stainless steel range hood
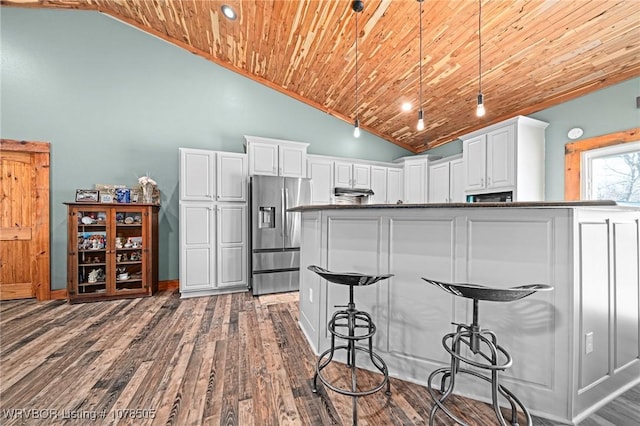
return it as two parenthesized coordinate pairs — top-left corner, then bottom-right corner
(333, 187), (374, 197)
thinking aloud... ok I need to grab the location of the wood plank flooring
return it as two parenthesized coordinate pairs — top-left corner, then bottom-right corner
(0, 290), (638, 425)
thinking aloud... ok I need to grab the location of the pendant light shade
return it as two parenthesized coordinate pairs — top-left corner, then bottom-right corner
(476, 93), (485, 117)
(352, 1), (363, 138)
(476, 0), (485, 117)
(417, 0), (424, 131)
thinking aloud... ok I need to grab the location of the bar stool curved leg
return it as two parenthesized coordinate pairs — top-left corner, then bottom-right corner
(428, 325), (532, 426)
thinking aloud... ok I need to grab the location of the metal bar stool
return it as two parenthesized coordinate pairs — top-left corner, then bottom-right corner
(422, 278), (553, 426)
(308, 265), (393, 426)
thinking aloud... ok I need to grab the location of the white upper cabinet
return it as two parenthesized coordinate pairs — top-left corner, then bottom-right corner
(279, 143), (307, 177)
(402, 157), (429, 203)
(428, 155), (464, 203)
(369, 166), (403, 204)
(216, 152), (247, 202)
(463, 135), (487, 192)
(449, 157), (465, 202)
(333, 161), (371, 189)
(461, 116), (548, 201)
(180, 148), (247, 202)
(248, 142), (279, 176)
(428, 161), (451, 203)
(353, 164), (371, 189)
(333, 161), (353, 187)
(387, 168), (404, 204)
(370, 166), (388, 204)
(180, 148), (216, 201)
(245, 136), (308, 178)
(307, 156), (334, 205)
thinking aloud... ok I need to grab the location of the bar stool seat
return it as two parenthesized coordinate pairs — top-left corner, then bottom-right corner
(308, 265), (393, 426)
(422, 278), (553, 426)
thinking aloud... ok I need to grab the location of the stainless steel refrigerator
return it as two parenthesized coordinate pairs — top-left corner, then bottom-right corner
(250, 175), (311, 295)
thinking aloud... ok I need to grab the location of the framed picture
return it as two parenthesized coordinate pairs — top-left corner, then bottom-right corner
(99, 192), (114, 203)
(76, 189), (99, 203)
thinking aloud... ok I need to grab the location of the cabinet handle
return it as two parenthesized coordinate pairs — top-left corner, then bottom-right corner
(481, 177), (484, 186)
(487, 176), (491, 186)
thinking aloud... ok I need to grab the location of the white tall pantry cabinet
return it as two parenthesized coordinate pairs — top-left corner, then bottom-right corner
(179, 148), (248, 298)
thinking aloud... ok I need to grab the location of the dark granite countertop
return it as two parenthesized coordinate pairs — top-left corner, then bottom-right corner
(288, 200), (636, 212)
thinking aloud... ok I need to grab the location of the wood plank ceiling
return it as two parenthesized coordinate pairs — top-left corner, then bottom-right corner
(3, 0), (640, 153)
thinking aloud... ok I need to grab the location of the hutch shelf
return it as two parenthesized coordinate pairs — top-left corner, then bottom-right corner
(65, 203), (159, 303)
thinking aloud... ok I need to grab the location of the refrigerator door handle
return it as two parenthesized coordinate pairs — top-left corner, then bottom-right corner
(281, 187), (285, 237)
(284, 187), (289, 238)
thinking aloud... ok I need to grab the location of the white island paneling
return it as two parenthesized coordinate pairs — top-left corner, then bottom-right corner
(295, 202), (640, 425)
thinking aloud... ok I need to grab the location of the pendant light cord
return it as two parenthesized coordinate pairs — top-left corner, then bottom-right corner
(419, 0), (423, 110)
(355, 10), (359, 121)
(478, 0), (482, 94)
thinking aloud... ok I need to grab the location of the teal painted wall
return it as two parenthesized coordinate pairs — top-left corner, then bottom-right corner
(1, 8), (411, 290)
(426, 77), (640, 200)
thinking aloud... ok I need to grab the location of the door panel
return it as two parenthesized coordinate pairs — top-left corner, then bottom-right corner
(1, 143), (50, 301)
(217, 152), (247, 201)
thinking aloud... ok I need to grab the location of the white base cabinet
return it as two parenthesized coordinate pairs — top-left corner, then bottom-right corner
(179, 148), (248, 298)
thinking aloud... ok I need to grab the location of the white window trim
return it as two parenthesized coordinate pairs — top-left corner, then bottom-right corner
(581, 141), (640, 200)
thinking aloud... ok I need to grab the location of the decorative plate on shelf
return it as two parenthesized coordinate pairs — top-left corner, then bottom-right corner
(81, 216), (93, 225)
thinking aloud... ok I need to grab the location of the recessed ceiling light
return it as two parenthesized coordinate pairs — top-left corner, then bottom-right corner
(221, 5), (237, 20)
(401, 102), (412, 112)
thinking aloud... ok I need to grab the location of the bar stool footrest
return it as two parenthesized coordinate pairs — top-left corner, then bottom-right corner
(315, 345), (390, 397)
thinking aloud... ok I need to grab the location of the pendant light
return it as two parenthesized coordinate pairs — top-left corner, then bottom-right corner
(353, 1), (363, 138)
(416, 0), (424, 131)
(476, 0), (486, 117)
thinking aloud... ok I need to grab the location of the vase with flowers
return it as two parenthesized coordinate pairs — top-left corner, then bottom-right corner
(138, 175), (157, 204)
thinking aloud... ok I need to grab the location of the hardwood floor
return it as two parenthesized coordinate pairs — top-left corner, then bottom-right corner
(0, 290), (637, 425)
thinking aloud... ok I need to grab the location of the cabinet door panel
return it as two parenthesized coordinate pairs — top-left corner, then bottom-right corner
(404, 161), (426, 203)
(219, 246), (245, 286)
(217, 205), (247, 288)
(429, 162), (450, 203)
(280, 145), (306, 177)
(352, 164), (371, 189)
(308, 159), (333, 204)
(449, 158), (466, 202)
(217, 153), (247, 202)
(387, 168), (404, 204)
(219, 205), (245, 244)
(487, 126), (514, 189)
(334, 161), (353, 187)
(180, 203), (215, 291)
(249, 143), (278, 176)
(180, 149), (215, 201)
(370, 166), (387, 204)
(464, 135), (487, 191)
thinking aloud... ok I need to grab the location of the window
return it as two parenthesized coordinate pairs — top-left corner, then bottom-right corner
(582, 141), (640, 202)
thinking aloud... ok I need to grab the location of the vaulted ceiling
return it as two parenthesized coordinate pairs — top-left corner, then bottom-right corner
(3, 0), (640, 153)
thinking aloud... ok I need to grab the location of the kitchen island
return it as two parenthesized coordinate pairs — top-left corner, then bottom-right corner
(290, 201), (640, 425)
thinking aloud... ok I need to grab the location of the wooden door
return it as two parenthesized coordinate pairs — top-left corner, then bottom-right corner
(0, 139), (50, 300)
